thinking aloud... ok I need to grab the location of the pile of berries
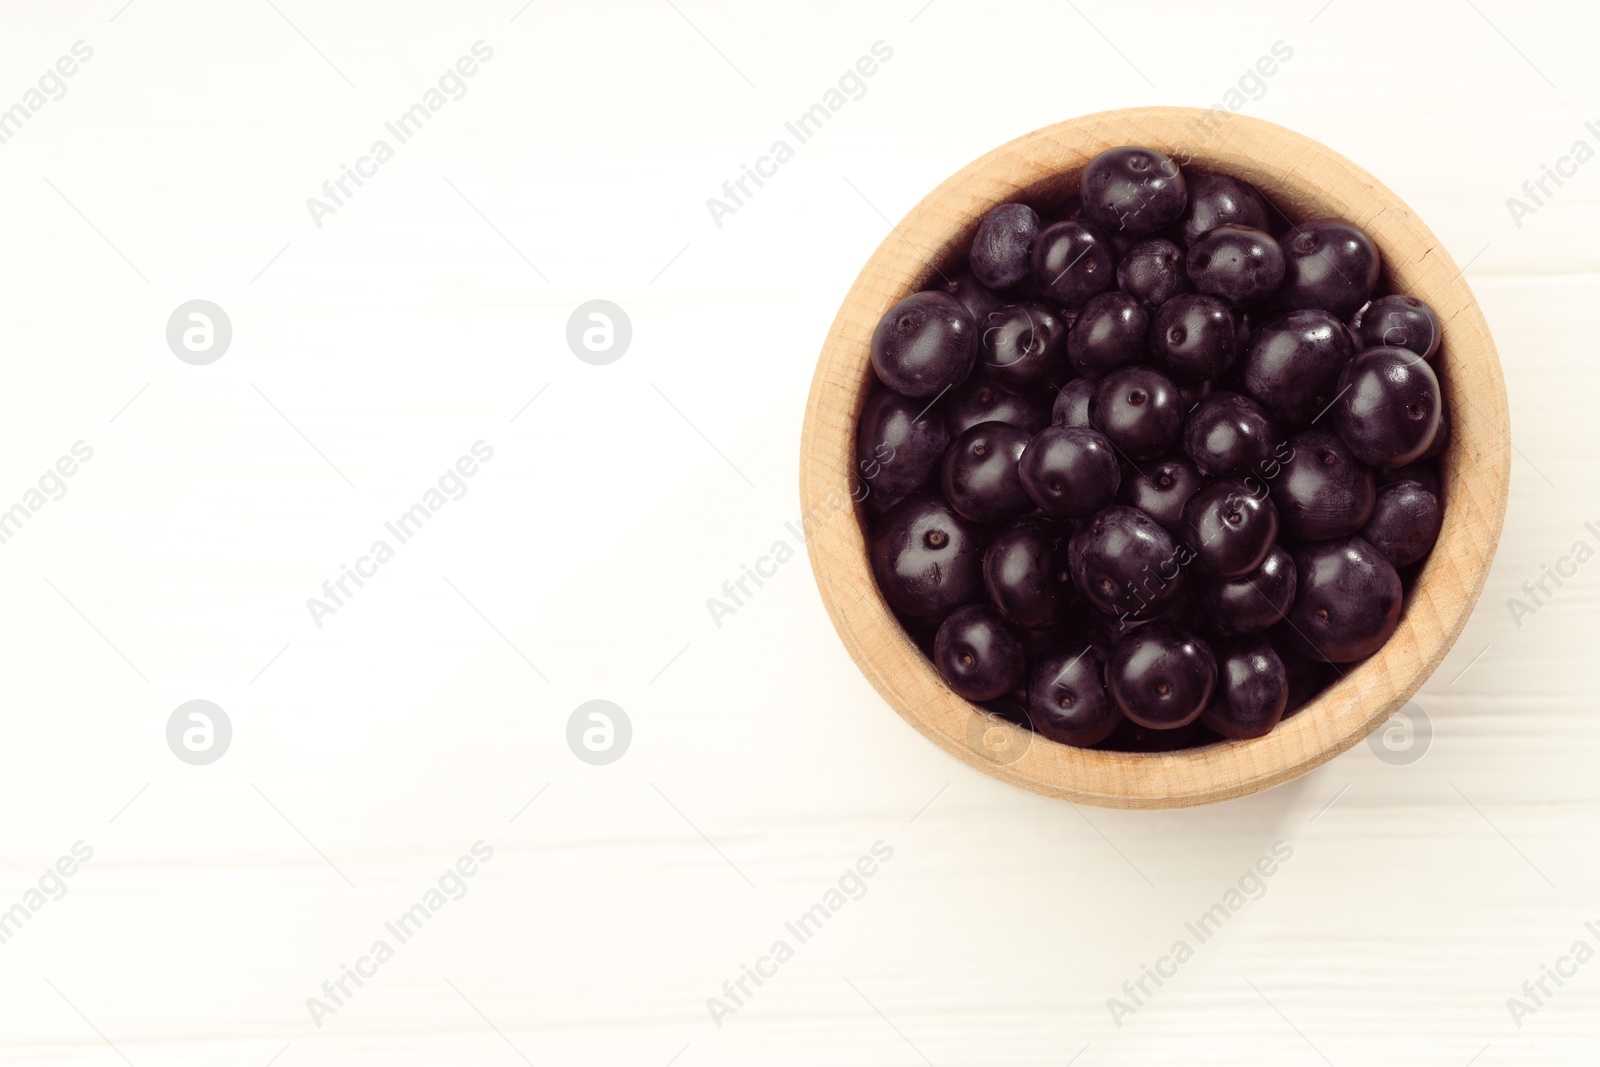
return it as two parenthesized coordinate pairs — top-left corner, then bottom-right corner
(857, 146), (1446, 751)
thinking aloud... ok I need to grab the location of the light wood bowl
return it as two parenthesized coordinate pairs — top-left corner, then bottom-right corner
(799, 107), (1510, 809)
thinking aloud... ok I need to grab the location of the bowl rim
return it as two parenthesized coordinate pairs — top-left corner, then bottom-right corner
(798, 106), (1511, 809)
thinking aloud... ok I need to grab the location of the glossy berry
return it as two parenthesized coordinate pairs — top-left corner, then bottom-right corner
(1241, 309), (1355, 428)
(1202, 545), (1296, 633)
(1183, 392), (1281, 478)
(1119, 452), (1202, 533)
(939, 272), (1005, 323)
(1107, 622), (1217, 729)
(1116, 238), (1190, 309)
(983, 516), (1076, 629)
(1080, 146), (1188, 235)
(945, 373), (1049, 438)
(1351, 294), (1441, 360)
(870, 493), (984, 620)
(1026, 645), (1121, 747)
(1068, 291), (1149, 379)
(1278, 219), (1380, 319)
(1201, 637), (1288, 739)
(1149, 293), (1237, 381)
(1032, 220), (1116, 309)
(1288, 536), (1403, 662)
(1179, 172), (1271, 246)
(933, 604), (1025, 701)
(1333, 346), (1443, 469)
(1069, 505), (1185, 618)
(1273, 430), (1376, 542)
(1020, 425), (1121, 519)
(970, 203), (1043, 291)
(1361, 480), (1442, 567)
(1186, 225), (1285, 306)
(1052, 378), (1095, 428)
(979, 303), (1070, 391)
(870, 290), (976, 398)
(1181, 479), (1279, 578)
(1091, 366), (1185, 461)
(940, 421), (1033, 524)
(856, 388), (948, 498)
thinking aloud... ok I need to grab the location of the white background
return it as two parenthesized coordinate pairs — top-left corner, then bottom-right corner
(0, 0), (1596, 1064)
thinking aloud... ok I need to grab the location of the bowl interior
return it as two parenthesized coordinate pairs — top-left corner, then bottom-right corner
(799, 107), (1510, 809)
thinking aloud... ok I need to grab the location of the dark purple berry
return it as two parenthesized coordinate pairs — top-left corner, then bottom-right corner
(1149, 293), (1237, 381)
(933, 604), (1025, 701)
(1288, 536), (1403, 662)
(1272, 429), (1375, 542)
(1186, 225), (1285, 306)
(1026, 644), (1121, 747)
(1351, 294), (1441, 360)
(1080, 146), (1188, 235)
(1107, 622), (1216, 729)
(1201, 637), (1288, 739)
(1091, 366), (1185, 461)
(983, 516), (1076, 629)
(870, 290), (977, 398)
(1333, 347), (1443, 469)
(1241, 309), (1355, 428)
(979, 303), (1070, 391)
(1118, 452), (1203, 534)
(1068, 291), (1149, 379)
(1019, 425), (1121, 519)
(970, 203), (1043, 291)
(1116, 238), (1190, 309)
(1361, 480), (1442, 567)
(856, 388), (948, 498)
(1031, 220), (1117, 309)
(1181, 479), (1279, 578)
(1183, 391), (1281, 478)
(1179, 172), (1270, 246)
(869, 493), (985, 620)
(940, 421), (1033, 524)
(1278, 219), (1380, 319)
(1202, 545), (1296, 633)
(1069, 505), (1186, 618)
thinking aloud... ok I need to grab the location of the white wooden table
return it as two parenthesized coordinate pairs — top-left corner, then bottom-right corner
(1, 1), (1595, 1063)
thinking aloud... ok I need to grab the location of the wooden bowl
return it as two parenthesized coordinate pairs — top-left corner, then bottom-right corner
(799, 107), (1510, 809)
